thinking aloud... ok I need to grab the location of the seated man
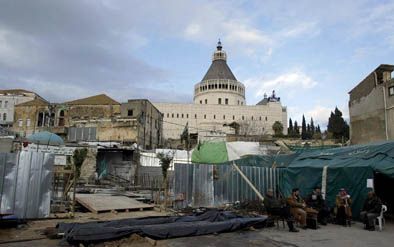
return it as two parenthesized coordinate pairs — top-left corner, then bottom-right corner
(287, 188), (318, 229)
(360, 191), (382, 231)
(335, 188), (352, 226)
(306, 186), (330, 225)
(264, 189), (299, 232)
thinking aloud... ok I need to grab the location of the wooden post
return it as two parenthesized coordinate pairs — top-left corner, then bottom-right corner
(231, 161), (264, 202)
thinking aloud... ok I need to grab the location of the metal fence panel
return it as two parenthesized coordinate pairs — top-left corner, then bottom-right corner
(0, 151), (54, 218)
(174, 163), (283, 208)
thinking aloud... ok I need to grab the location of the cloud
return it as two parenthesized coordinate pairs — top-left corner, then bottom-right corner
(280, 22), (320, 38)
(245, 69), (317, 99)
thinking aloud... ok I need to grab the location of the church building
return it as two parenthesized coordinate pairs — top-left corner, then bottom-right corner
(154, 41), (287, 140)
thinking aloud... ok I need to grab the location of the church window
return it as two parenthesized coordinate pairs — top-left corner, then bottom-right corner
(181, 114), (184, 118)
(259, 116), (262, 121)
(200, 100), (202, 104)
(225, 98), (228, 105)
(187, 114), (189, 118)
(219, 84), (222, 89)
(177, 114), (179, 118)
(172, 113), (174, 118)
(265, 116), (268, 121)
(214, 115), (216, 119)
(218, 98), (222, 104)
(215, 84), (218, 89)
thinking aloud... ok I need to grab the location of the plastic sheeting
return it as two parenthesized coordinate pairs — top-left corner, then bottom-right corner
(57, 210), (268, 245)
(0, 151), (54, 219)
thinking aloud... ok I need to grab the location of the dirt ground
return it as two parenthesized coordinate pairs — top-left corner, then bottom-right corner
(1, 211), (393, 247)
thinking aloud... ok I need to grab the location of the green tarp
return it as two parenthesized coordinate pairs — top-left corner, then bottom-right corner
(192, 141), (228, 164)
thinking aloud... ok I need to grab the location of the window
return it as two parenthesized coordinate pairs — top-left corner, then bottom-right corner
(265, 116), (268, 121)
(4, 101), (8, 108)
(242, 116), (244, 120)
(223, 115), (225, 120)
(205, 99), (208, 104)
(26, 119), (31, 127)
(389, 86), (394, 96)
(225, 98), (228, 105)
(218, 98), (222, 104)
(182, 114), (184, 118)
(167, 113), (169, 118)
(172, 113), (174, 118)
(186, 114), (189, 118)
(233, 115), (235, 120)
(18, 119), (23, 127)
(204, 114), (206, 119)
(128, 109), (133, 116)
(0, 101), (2, 108)
(195, 114), (197, 119)
(237, 100), (240, 105)
(200, 100), (202, 104)
(214, 115), (216, 119)
(3, 113), (6, 121)
(259, 116), (262, 121)
(177, 113), (179, 118)
(251, 116), (254, 120)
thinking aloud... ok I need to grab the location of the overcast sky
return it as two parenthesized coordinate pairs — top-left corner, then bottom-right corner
(1, 0), (393, 128)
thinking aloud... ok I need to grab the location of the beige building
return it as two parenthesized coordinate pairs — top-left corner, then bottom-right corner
(349, 64), (394, 144)
(0, 89), (43, 127)
(13, 94), (163, 149)
(154, 41), (287, 140)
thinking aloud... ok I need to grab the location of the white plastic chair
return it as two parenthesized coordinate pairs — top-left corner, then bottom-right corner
(376, 205), (387, 231)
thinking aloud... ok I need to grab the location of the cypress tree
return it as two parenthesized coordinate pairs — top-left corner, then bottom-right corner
(301, 115), (307, 140)
(288, 118), (294, 136)
(294, 121), (300, 136)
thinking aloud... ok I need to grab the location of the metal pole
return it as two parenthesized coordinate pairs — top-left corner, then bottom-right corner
(231, 161), (264, 202)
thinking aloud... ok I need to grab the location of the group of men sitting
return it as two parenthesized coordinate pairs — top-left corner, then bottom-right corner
(264, 187), (383, 232)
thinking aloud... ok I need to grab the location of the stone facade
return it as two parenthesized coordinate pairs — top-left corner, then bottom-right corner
(349, 64), (394, 144)
(121, 99), (163, 149)
(12, 94), (163, 149)
(154, 42), (288, 140)
(0, 89), (41, 127)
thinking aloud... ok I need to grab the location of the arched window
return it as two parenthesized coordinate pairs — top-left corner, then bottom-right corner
(58, 110), (65, 126)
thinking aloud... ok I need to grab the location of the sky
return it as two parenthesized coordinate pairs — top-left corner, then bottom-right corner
(0, 0), (393, 129)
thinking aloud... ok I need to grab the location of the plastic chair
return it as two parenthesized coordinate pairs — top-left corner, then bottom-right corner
(376, 205), (387, 231)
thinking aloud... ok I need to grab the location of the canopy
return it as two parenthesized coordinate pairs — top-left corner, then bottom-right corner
(27, 131), (64, 146)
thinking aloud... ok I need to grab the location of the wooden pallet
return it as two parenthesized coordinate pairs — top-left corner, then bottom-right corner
(75, 194), (154, 213)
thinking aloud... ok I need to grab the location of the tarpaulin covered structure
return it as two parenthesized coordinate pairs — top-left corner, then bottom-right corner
(185, 141), (394, 217)
(57, 210), (268, 245)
